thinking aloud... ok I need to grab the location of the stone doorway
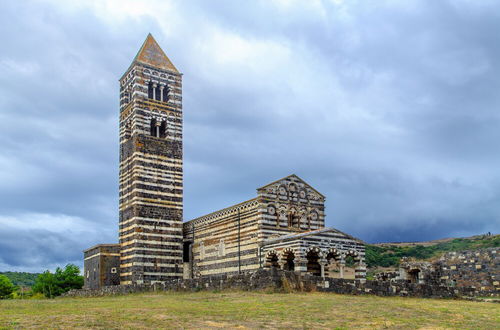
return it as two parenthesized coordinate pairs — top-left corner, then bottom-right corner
(408, 269), (420, 283)
(265, 251), (280, 269)
(282, 249), (295, 271)
(306, 249), (321, 276)
(325, 250), (342, 278)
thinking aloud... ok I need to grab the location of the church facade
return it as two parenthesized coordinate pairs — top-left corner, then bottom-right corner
(83, 35), (366, 288)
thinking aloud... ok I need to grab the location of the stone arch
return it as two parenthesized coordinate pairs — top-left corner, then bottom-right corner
(264, 250), (279, 269)
(343, 250), (362, 280)
(266, 203), (278, 226)
(298, 189), (308, 201)
(288, 183), (298, 199)
(345, 250), (361, 266)
(278, 205), (288, 227)
(305, 247), (322, 276)
(325, 248), (343, 278)
(407, 268), (421, 283)
(299, 207), (308, 229)
(280, 248), (295, 271)
(277, 184), (288, 199)
(308, 210), (319, 229)
(305, 246), (324, 258)
(288, 207), (299, 228)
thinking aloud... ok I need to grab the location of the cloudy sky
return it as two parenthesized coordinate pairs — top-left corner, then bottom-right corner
(1, 0), (499, 272)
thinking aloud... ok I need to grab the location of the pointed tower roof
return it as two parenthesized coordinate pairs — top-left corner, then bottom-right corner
(133, 33), (179, 73)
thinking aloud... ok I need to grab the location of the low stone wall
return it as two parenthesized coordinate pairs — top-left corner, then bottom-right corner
(64, 269), (481, 299)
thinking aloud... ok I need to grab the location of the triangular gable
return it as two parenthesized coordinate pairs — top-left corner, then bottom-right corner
(133, 33), (179, 73)
(257, 174), (325, 198)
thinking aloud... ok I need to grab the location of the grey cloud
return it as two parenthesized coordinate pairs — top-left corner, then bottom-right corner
(0, 0), (499, 271)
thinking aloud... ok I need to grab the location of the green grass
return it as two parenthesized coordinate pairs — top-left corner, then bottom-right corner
(1, 291), (499, 329)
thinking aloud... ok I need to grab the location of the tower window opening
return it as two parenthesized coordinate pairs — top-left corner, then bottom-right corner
(148, 82), (154, 99)
(155, 85), (161, 101)
(162, 86), (169, 102)
(160, 120), (167, 138)
(150, 118), (157, 136)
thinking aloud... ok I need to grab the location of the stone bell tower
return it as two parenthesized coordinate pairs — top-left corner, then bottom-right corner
(118, 34), (183, 284)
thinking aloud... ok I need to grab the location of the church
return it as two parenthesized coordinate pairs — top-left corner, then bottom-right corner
(83, 34), (366, 289)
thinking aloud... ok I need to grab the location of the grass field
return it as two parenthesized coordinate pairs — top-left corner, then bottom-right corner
(1, 291), (499, 329)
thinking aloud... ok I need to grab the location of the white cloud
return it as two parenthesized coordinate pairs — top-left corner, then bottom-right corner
(1, 213), (91, 234)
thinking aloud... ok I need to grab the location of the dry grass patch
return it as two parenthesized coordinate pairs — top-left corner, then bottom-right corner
(0, 291), (498, 329)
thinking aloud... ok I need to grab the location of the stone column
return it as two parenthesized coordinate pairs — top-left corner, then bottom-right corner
(355, 261), (367, 283)
(152, 83), (157, 100)
(159, 85), (164, 102)
(155, 120), (161, 138)
(339, 259), (346, 279)
(294, 257), (307, 273)
(319, 258), (327, 278)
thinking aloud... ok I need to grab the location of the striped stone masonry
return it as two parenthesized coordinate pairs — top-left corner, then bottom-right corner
(183, 174), (366, 280)
(118, 34), (183, 285)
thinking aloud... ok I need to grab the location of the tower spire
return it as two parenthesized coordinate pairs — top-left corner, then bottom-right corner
(133, 33), (179, 73)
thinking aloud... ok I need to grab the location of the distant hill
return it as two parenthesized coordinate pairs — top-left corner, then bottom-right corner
(366, 233), (499, 268)
(0, 271), (40, 287)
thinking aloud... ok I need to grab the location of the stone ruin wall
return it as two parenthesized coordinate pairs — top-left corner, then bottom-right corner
(435, 248), (498, 293)
(395, 248), (498, 295)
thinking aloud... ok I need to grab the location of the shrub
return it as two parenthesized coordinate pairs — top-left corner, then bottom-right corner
(0, 274), (15, 299)
(32, 264), (83, 298)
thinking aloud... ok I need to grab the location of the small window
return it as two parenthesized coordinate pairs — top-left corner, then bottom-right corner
(86, 271), (89, 278)
(111, 267), (117, 274)
(148, 82), (154, 99)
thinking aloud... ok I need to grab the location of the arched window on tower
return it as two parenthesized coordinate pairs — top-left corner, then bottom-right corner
(160, 120), (167, 138)
(155, 84), (161, 101)
(148, 82), (154, 99)
(162, 86), (169, 102)
(150, 118), (157, 136)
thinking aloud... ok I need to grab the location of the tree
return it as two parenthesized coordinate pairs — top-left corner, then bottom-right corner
(32, 271), (57, 298)
(0, 274), (15, 299)
(32, 264), (84, 298)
